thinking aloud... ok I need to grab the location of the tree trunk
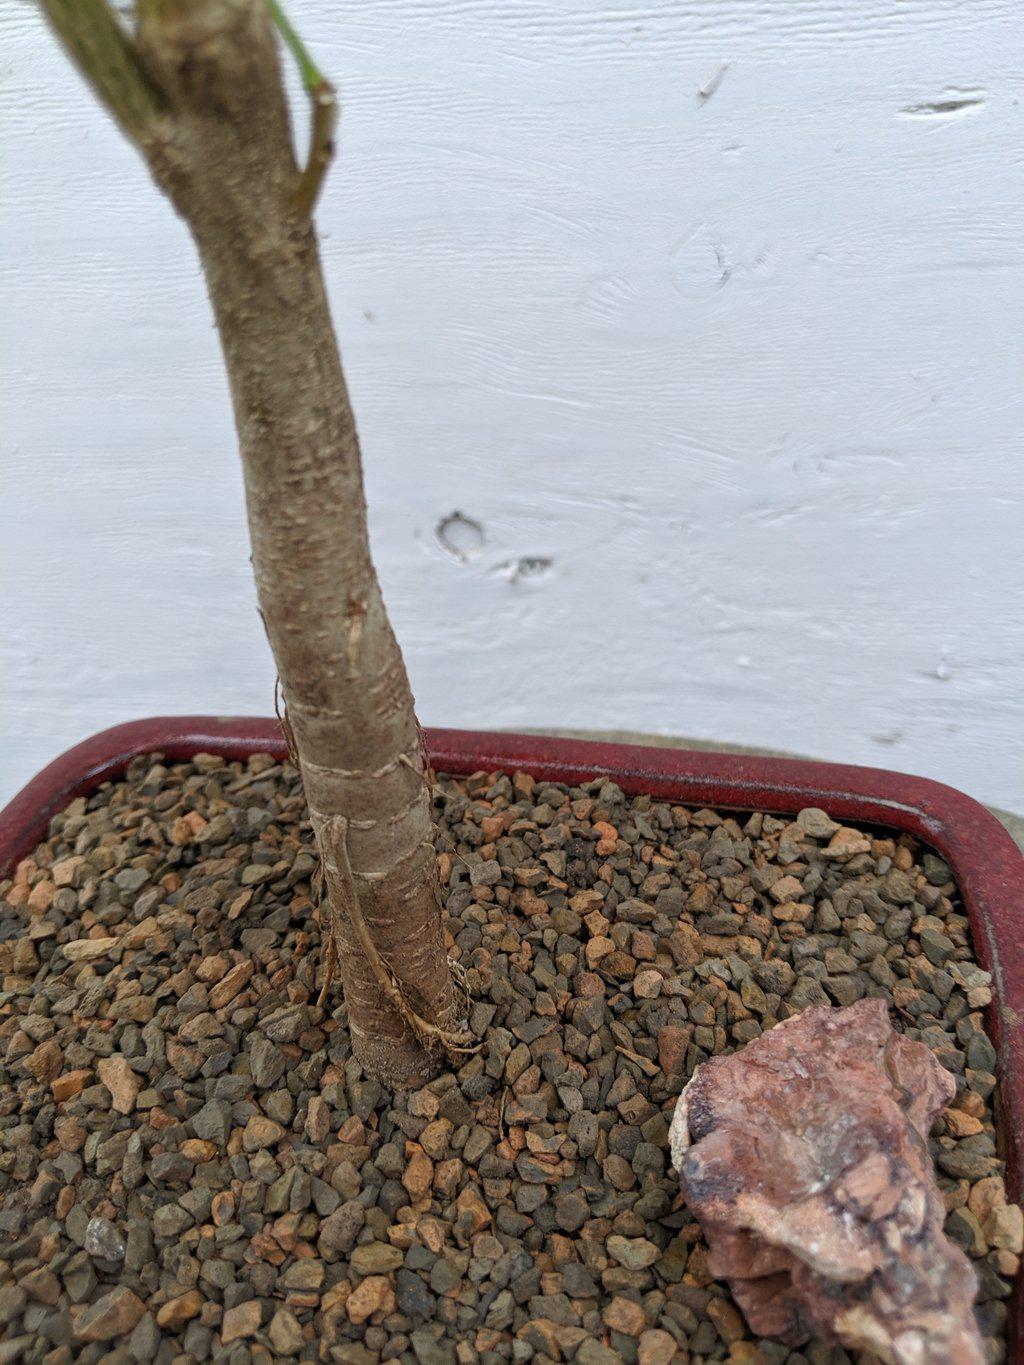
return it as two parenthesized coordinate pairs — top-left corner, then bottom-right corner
(41, 0), (461, 1084)
(187, 215), (462, 1088)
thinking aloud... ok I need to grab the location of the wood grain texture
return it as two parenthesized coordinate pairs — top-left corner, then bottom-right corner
(2, 0), (1022, 809)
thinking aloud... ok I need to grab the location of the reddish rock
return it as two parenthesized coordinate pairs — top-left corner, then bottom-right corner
(669, 922), (702, 968)
(242, 1115), (284, 1151)
(602, 1296), (647, 1336)
(180, 1138), (217, 1162)
(27, 880), (56, 912)
(637, 1328), (678, 1365)
(346, 1275), (395, 1324)
(51, 1069), (92, 1103)
(305, 1094), (330, 1144)
(209, 960), (254, 1009)
(657, 1024), (691, 1077)
(221, 1298), (262, 1343)
(585, 936), (614, 968)
(22, 1266), (61, 1305)
(63, 936), (117, 961)
(824, 827), (871, 860)
(769, 875), (805, 903)
(52, 856), (85, 886)
(986, 1204), (1024, 1254)
(97, 1055), (139, 1114)
(593, 821), (618, 856)
(195, 953), (230, 982)
(402, 1147), (433, 1200)
(211, 1191), (235, 1226)
(25, 1038), (62, 1083)
(156, 1290), (204, 1328)
(670, 1000), (984, 1364)
(633, 969), (663, 999)
(456, 1185), (491, 1234)
(73, 1287), (146, 1341)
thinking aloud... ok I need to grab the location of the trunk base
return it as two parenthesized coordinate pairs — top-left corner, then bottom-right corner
(319, 837), (465, 1087)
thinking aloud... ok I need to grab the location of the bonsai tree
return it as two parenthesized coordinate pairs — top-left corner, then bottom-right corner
(41, 0), (469, 1084)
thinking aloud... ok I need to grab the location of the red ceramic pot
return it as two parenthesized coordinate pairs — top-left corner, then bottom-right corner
(2, 718), (1023, 1349)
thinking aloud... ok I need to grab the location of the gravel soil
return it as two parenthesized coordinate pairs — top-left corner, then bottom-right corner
(0, 750), (1018, 1365)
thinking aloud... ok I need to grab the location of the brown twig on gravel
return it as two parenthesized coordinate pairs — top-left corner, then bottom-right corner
(616, 1044), (660, 1078)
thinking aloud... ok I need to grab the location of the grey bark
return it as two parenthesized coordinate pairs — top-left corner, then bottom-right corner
(40, 0), (461, 1084)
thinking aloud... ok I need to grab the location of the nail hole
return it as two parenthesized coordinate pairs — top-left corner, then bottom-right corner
(435, 511), (485, 563)
(492, 557), (554, 584)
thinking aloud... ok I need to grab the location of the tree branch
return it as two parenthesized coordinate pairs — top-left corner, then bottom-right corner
(265, 0), (337, 216)
(39, 0), (166, 146)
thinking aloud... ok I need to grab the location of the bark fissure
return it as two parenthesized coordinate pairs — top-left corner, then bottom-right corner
(318, 816), (476, 1053)
(40, 0), (462, 1084)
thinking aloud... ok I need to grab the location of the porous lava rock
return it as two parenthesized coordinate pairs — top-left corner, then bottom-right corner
(670, 999), (985, 1364)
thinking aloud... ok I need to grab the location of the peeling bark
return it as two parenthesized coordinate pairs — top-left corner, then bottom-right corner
(41, 0), (460, 1083)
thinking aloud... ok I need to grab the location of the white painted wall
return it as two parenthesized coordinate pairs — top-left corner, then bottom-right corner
(3, 0), (1023, 812)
